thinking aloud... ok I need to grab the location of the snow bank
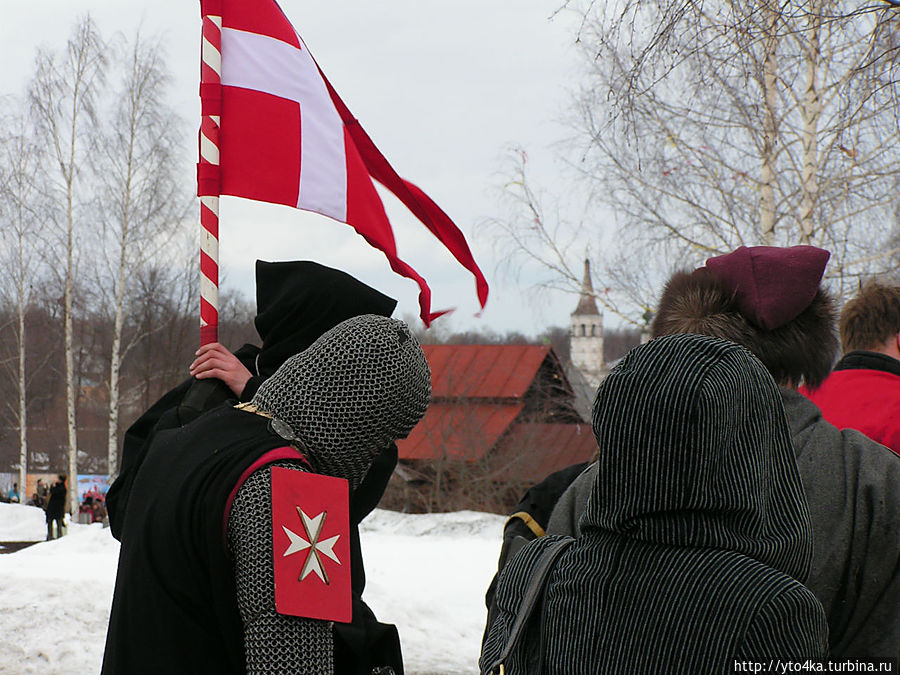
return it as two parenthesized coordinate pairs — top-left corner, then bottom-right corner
(0, 505), (505, 674)
(0, 502), (49, 541)
(361, 510), (504, 674)
(0, 505), (118, 674)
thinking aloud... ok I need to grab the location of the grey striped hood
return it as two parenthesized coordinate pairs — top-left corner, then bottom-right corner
(580, 333), (812, 583)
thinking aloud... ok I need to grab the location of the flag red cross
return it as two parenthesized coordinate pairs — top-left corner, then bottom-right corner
(220, 28), (347, 219)
(199, 0), (490, 327)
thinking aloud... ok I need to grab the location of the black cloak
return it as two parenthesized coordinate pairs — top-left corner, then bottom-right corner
(102, 406), (290, 674)
(107, 260), (397, 538)
(481, 334), (828, 673)
(105, 260), (400, 673)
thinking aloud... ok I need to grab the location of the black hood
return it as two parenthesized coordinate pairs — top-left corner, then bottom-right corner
(254, 260), (397, 377)
(580, 333), (812, 583)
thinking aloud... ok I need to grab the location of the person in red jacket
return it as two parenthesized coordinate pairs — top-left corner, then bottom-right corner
(803, 280), (900, 455)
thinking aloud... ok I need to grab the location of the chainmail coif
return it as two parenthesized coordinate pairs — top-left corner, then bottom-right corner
(251, 314), (430, 490)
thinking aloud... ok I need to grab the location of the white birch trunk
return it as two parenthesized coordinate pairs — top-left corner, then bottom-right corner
(759, 7), (780, 246)
(65, 78), (80, 517)
(65, 183), (78, 516)
(800, 5), (823, 243)
(107, 234), (130, 479)
(16, 256), (27, 503)
(105, 47), (136, 481)
(2, 114), (39, 507)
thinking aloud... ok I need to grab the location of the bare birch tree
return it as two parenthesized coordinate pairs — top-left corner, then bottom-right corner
(30, 17), (106, 514)
(92, 34), (191, 479)
(494, 1), (900, 319)
(0, 104), (45, 498)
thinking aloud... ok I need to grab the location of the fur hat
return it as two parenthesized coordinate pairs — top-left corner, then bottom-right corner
(651, 264), (838, 389)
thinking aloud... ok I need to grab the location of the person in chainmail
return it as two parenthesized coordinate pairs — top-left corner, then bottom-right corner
(107, 261), (407, 672)
(108, 260), (398, 540)
(102, 315), (430, 675)
(481, 334), (827, 673)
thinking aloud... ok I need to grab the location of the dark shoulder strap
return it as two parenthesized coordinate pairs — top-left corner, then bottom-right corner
(487, 536), (574, 675)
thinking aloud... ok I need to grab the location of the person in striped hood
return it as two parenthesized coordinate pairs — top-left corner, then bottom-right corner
(546, 246), (900, 660)
(481, 333), (827, 673)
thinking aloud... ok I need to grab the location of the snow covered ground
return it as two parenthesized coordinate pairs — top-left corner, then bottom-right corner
(0, 502), (503, 674)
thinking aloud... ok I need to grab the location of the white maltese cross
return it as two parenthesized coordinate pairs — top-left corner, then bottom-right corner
(282, 507), (341, 584)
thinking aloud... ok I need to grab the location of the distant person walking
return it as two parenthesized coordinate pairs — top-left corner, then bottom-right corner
(46, 475), (67, 540)
(6, 483), (20, 503)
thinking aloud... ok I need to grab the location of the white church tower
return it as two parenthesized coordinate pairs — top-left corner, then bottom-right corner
(569, 259), (605, 390)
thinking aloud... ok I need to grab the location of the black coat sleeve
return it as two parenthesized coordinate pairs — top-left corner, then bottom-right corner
(737, 586), (829, 661)
(106, 381), (192, 538)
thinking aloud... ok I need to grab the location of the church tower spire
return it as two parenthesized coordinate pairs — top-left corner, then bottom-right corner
(569, 259), (604, 389)
(574, 259), (600, 315)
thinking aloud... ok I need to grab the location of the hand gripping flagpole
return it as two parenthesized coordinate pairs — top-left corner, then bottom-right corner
(197, 0), (222, 346)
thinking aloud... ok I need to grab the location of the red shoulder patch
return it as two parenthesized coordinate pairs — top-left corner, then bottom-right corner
(270, 466), (351, 622)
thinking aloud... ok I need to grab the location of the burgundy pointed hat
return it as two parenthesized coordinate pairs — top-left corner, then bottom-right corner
(701, 245), (830, 330)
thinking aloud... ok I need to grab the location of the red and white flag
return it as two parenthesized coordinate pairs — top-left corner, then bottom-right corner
(198, 0), (488, 326)
(271, 467), (351, 622)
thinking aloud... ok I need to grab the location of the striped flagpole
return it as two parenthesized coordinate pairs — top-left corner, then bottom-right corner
(198, 0), (222, 345)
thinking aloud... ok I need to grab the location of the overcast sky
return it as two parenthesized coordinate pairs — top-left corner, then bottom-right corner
(2, 1), (590, 337)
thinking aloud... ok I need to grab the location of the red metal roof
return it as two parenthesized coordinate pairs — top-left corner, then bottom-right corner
(397, 345), (589, 480)
(490, 423), (598, 483)
(423, 344), (551, 399)
(397, 401), (524, 462)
